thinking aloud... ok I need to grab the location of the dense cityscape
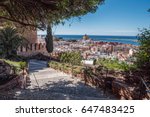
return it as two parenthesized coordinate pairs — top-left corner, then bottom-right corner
(37, 34), (137, 64)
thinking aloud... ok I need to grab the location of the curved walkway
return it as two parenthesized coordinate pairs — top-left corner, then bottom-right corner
(5, 60), (116, 100)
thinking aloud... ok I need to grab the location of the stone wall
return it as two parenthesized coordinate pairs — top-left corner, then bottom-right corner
(17, 29), (50, 57)
(0, 75), (19, 90)
(0, 69), (29, 91)
(22, 30), (37, 43)
(17, 43), (49, 57)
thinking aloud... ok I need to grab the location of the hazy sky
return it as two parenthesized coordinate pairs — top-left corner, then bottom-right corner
(38, 0), (150, 36)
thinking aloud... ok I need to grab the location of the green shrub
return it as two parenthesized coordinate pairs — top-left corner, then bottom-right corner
(60, 51), (82, 66)
(49, 61), (83, 74)
(96, 58), (135, 71)
(136, 28), (150, 70)
(73, 66), (83, 74)
(20, 62), (27, 70)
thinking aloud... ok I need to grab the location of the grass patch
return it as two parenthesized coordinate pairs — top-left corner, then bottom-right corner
(49, 61), (83, 74)
(49, 59), (137, 75)
(96, 58), (136, 71)
(0, 59), (27, 73)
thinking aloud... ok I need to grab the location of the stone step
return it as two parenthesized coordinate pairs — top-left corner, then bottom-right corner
(12, 89), (114, 100)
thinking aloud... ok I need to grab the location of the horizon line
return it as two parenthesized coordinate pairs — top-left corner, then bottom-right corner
(37, 34), (138, 37)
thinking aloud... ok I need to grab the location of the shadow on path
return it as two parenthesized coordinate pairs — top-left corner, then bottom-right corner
(0, 59), (117, 100)
(13, 79), (116, 100)
(29, 59), (48, 72)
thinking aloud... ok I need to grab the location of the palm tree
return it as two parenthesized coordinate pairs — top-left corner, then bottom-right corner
(0, 27), (27, 58)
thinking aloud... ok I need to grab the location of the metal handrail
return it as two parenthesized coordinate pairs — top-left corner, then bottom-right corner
(139, 77), (150, 93)
(139, 76), (150, 100)
(33, 73), (40, 90)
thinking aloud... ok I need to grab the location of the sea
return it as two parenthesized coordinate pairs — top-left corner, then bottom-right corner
(55, 35), (139, 46)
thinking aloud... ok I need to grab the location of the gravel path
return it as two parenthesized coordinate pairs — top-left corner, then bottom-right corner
(4, 60), (116, 100)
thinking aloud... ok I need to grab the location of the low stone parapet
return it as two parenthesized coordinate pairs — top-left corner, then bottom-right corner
(17, 43), (49, 57)
(0, 75), (19, 90)
(0, 70), (28, 91)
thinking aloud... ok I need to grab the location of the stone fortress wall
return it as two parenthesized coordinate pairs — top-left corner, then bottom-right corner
(17, 30), (49, 57)
(17, 43), (49, 57)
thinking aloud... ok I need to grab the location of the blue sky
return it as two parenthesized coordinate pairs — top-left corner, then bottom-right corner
(38, 0), (150, 36)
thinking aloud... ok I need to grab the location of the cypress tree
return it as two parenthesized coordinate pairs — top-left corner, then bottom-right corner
(45, 24), (53, 53)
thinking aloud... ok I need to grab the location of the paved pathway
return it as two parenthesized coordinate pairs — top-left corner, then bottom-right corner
(7, 60), (116, 100)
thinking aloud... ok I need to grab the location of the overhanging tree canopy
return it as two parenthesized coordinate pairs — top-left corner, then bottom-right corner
(0, 0), (104, 29)
(0, 0), (104, 53)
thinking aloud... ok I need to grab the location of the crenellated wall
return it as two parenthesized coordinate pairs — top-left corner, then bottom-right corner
(17, 43), (49, 57)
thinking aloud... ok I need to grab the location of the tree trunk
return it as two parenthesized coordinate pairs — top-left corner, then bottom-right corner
(45, 24), (53, 53)
(6, 48), (10, 58)
(72, 64), (73, 78)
